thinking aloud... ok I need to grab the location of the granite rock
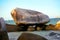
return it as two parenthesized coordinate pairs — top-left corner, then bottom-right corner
(18, 33), (47, 40)
(0, 17), (9, 40)
(11, 8), (49, 25)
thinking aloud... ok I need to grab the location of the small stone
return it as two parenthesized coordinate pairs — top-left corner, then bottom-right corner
(27, 26), (35, 31)
(46, 24), (55, 30)
(37, 27), (42, 31)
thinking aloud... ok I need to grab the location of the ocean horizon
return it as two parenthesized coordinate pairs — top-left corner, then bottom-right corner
(5, 18), (60, 25)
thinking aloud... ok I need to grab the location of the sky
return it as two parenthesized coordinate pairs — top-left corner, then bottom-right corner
(0, 0), (60, 20)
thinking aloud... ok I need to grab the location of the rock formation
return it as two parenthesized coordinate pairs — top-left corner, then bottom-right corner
(0, 17), (9, 40)
(18, 33), (47, 40)
(11, 8), (49, 25)
(55, 20), (60, 30)
(46, 31), (60, 40)
(46, 24), (55, 30)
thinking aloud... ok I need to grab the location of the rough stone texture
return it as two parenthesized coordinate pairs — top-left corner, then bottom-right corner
(0, 17), (9, 40)
(17, 33), (47, 40)
(27, 26), (35, 31)
(55, 20), (60, 30)
(46, 24), (56, 30)
(11, 8), (49, 25)
(45, 31), (60, 40)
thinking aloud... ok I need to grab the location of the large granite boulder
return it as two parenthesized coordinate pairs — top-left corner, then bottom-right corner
(11, 8), (49, 25)
(18, 33), (47, 40)
(0, 17), (9, 40)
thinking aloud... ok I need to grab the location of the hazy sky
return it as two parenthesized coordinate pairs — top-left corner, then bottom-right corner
(0, 0), (60, 20)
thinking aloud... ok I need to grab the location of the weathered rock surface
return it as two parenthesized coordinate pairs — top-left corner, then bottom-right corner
(46, 24), (56, 30)
(0, 17), (9, 40)
(11, 8), (49, 25)
(55, 20), (60, 30)
(45, 31), (60, 40)
(18, 33), (47, 40)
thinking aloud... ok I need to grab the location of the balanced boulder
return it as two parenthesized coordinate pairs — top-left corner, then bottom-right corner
(11, 8), (49, 25)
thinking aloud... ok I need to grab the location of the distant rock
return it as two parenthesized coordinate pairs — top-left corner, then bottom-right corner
(46, 24), (55, 30)
(56, 20), (60, 25)
(18, 33), (47, 40)
(55, 20), (60, 30)
(11, 8), (49, 25)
